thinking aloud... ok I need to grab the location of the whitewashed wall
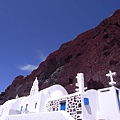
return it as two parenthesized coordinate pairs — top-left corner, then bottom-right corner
(98, 86), (120, 119)
(81, 89), (98, 120)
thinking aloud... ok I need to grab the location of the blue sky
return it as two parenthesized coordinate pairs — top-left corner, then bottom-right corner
(0, 0), (120, 93)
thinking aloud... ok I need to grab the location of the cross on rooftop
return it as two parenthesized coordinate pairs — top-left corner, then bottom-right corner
(106, 70), (116, 86)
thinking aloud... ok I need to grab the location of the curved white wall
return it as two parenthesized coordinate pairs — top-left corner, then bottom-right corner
(39, 84), (68, 112)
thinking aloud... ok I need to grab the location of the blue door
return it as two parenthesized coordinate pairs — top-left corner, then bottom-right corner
(60, 102), (66, 110)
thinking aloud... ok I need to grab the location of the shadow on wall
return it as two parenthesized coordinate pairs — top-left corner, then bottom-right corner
(85, 105), (92, 115)
(87, 78), (104, 90)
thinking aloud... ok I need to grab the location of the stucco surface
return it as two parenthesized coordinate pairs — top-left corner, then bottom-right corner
(5, 111), (74, 120)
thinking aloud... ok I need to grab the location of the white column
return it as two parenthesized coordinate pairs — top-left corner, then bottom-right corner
(76, 73), (84, 93)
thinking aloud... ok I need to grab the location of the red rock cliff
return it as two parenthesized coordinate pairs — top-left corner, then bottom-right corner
(0, 9), (120, 104)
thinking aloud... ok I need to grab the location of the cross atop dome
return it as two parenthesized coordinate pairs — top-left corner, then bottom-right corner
(106, 70), (116, 86)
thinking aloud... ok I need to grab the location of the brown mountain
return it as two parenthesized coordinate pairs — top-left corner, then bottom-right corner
(0, 9), (120, 105)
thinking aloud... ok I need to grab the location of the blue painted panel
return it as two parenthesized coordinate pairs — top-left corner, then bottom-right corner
(60, 102), (66, 110)
(84, 98), (89, 105)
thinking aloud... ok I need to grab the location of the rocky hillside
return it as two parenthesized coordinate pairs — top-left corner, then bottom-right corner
(0, 9), (120, 105)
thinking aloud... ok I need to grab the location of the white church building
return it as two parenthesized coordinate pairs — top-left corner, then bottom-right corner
(0, 70), (120, 120)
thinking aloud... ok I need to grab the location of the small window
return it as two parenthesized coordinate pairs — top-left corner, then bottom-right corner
(25, 104), (28, 111)
(84, 98), (89, 105)
(20, 106), (23, 111)
(60, 102), (66, 110)
(35, 103), (37, 109)
(100, 89), (110, 92)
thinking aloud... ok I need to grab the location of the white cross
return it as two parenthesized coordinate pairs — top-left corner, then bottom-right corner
(106, 70), (116, 86)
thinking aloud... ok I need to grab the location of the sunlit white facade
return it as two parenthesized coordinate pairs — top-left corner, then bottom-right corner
(0, 71), (120, 120)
